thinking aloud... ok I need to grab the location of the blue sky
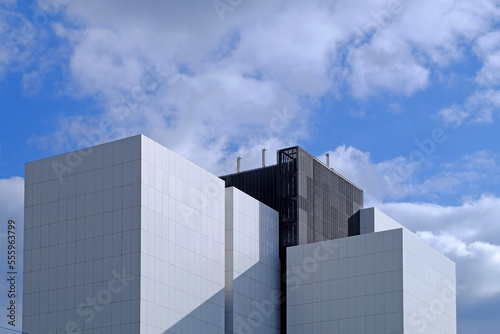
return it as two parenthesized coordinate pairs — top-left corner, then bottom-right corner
(1, 0), (500, 332)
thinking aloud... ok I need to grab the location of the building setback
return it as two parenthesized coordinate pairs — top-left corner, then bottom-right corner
(286, 208), (457, 334)
(221, 146), (364, 253)
(225, 187), (281, 334)
(22, 135), (456, 334)
(220, 146), (364, 331)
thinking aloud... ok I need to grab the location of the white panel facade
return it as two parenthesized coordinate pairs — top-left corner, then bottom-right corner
(225, 187), (281, 334)
(139, 136), (225, 334)
(402, 230), (456, 334)
(23, 136), (142, 334)
(360, 207), (404, 235)
(287, 228), (456, 334)
(23, 135), (225, 334)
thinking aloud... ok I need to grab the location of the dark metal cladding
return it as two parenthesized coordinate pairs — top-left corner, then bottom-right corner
(220, 146), (364, 334)
(220, 146), (364, 251)
(219, 165), (279, 210)
(278, 146), (364, 249)
(348, 210), (361, 236)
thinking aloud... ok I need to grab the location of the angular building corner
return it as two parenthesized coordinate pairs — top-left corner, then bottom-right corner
(22, 135), (456, 334)
(286, 208), (457, 334)
(23, 135), (226, 333)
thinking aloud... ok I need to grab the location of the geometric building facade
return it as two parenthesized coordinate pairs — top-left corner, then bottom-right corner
(287, 208), (457, 334)
(22, 135), (456, 334)
(225, 187), (281, 334)
(23, 135), (226, 333)
(221, 146), (364, 253)
(276, 146), (364, 248)
(221, 146), (364, 330)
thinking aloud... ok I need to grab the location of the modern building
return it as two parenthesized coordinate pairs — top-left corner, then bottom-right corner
(221, 146), (364, 253)
(286, 208), (457, 334)
(22, 135), (456, 334)
(23, 135), (226, 333)
(221, 146), (364, 331)
(225, 187), (281, 334)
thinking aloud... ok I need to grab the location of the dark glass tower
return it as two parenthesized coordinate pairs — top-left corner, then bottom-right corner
(220, 146), (364, 333)
(221, 146), (364, 253)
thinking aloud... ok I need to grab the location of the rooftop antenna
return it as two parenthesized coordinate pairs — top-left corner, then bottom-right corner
(262, 148), (267, 167)
(326, 153), (330, 168)
(237, 156), (242, 173)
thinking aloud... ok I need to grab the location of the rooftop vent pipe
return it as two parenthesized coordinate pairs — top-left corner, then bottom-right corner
(262, 148), (267, 167)
(237, 156), (242, 173)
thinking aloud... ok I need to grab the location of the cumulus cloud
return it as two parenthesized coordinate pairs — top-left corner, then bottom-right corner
(322, 144), (467, 204)
(438, 106), (471, 127)
(321, 144), (500, 302)
(380, 195), (500, 245)
(418, 230), (500, 300)
(16, 0), (498, 166)
(321, 145), (419, 203)
(437, 22), (500, 127)
(3, 1), (500, 331)
(0, 177), (24, 222)
(324, 145), (500, 205)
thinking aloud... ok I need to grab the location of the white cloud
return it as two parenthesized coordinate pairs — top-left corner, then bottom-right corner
(0, 177), (24, 223)
(380, 195), (500, 248)
(0, 0), (16, 6)
(417, 230), (500, 300)
(453, 150), (498, 171)
(321, 144), (500, 302)
(437, 21), (500, 127)
(23, 0), (499, 160)
(475, 32), (500, 86)
(324, 144), (500, 301)
(323, 145), (471, 204)
(438, 105), (470, 127)
(326, 144), (500, 206)
(323, 145), (417, 203)
(418, 231), (473, 257)
(365, 193), (500, 302)
(348, 39), (430, 98)
(0, 9), (16, 77)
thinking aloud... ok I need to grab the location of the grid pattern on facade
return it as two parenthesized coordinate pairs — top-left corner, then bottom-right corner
(225, 187), (281, 334)
(222, 146), (364, 253)
(280, 147), (364, 247)
(23, 137), (143, 334)
(311, 156), (364, 241)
